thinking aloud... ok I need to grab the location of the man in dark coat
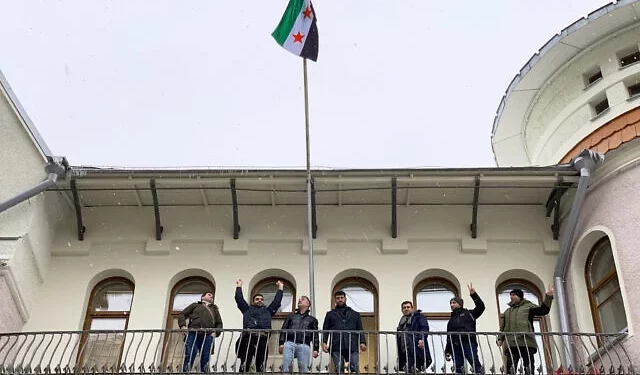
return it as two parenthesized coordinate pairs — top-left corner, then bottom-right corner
(444, 284), (485, 374)
(278, 295), (319, 372)
(322, 290), (367, 373)
(235, 279), (284, 372)
(178, 291), (223, 372)
(397, 301), (432, 373)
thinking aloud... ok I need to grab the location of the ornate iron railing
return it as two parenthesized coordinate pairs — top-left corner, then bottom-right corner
(0, 329), (634, 374)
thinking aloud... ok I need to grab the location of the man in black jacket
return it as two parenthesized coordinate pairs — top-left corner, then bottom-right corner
(278, 296), (319, 372)
(444, 284), (485, 374)
(235, 279), (284, 372)
(397, 301), (432, 373)
(322, 290), (367, 374)
(178, 291), (223, 372)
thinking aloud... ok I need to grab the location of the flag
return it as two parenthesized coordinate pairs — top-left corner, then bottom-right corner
(272, 0), (319, 61)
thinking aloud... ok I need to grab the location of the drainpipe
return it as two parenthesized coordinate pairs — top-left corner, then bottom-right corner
(0, 156), (68, 214)
(553, 149), (604, 369)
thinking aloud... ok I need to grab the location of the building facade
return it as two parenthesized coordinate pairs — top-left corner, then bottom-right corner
(2, 1), (640, 373)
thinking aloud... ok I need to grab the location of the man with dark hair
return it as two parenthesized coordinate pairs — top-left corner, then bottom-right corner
(444, 283), (485, 374)
(178, 291), (223, 372)
(322, 290), (367, 373)
(279, 295), (319, 372)
(235, 279), (284, 372)
(397, 300), (432, 373)
(497, 285), (554, 375)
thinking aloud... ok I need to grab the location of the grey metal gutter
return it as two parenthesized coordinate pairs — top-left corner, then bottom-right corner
(67, 164), (579, 180)
(0, 157), (68, 214)
(553, 149), (604, 368)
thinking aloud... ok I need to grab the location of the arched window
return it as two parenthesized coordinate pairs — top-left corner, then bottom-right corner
(250, 277), (296, 370)
(163, 277), (216, 371)
(413, 277), (458, 372)
(496, 279), (549, 372)
(333, 277), (378, 373)
(79, 277), (134, 371)
(251, 277), (295, 317)
(585, 237), (627, 333)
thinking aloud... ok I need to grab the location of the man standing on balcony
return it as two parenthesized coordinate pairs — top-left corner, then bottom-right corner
(497, 285), (554, 375)
(235, 279), (284, 372)
(322, 290), (367, 374)
(278, 295), (320, 372)
(178, 291), (223, 372)
(396, 300), (432, 373)
(444, 283), (485, 374)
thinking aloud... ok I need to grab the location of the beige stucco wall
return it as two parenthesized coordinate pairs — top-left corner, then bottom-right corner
(529, 26), (640, 165)
(0, 82), (66, 332)
(24, 204), (561, 334)
(565, 144), (640, 363)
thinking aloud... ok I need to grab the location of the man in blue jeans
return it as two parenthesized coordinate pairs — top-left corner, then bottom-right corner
(278, 296), (319, 372)
(179, 291), (223, 372)
(444, 284), (485, 374)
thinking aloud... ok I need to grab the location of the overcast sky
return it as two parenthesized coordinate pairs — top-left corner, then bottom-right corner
(1, 1), (609, 169)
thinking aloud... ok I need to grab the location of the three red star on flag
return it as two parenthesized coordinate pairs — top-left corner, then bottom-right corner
(292, 31), (305, 43)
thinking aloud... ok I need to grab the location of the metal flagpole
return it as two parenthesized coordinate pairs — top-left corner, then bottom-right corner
(303, 58), (316, 311)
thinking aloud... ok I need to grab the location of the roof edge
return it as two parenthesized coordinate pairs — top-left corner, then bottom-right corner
(68, 164), (579, 179)
(491, 0), (640, 140)
(0, 69), (52, 159)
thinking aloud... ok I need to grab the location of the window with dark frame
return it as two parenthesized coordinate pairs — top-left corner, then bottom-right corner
(332, 277), (378, 373)
(79, 277), (135, 372)
(594, 98), (609, 115)
(496, 279), (550, 373)
(586, 69), (603, 86)
(413, 277), (459, 372)
(251, 277), (296, 370)
(585, 237), (628, 335)
(163, 277), (216, 372)
(620, 50), (640, 68)
(628, 82), (640, 97)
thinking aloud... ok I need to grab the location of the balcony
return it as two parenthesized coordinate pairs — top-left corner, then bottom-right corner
(0, 329), (634, 374)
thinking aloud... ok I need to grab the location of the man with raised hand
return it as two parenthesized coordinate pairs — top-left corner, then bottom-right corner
(235, 279), (284, 373)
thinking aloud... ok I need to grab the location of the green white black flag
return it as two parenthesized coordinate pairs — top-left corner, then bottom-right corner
(272, 0), (319, 61)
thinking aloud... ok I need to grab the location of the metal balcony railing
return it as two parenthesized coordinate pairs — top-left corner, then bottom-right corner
(0, 329), (634, 374)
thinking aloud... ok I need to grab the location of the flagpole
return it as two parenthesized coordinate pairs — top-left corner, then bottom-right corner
(303, 57), (316, 312)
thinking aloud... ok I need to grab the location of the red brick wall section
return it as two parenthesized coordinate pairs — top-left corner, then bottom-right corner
(561, 106), (640, 163)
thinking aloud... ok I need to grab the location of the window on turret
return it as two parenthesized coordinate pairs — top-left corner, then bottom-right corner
(628, 82), (640, 98)
(619, 47), (640, 68)
(584, 68), (602, 87)
(593, 98), (609, 116)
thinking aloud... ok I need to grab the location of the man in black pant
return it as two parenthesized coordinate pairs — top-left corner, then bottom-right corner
(322, 290), (367, 374)
(497, 285), (553, 375)
(235, 279), (284, 372)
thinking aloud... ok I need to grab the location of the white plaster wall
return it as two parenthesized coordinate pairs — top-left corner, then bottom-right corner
(565, 148), (640, 363)
(0, 82), (67, 332)
(24, 204), (561, 336)
(519, 24), (640, 165)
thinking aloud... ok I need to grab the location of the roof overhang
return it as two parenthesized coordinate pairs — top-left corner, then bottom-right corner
(52, 165), (579, 208)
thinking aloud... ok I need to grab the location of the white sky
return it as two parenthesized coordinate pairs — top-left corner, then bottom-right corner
(0, 1), (609, 169)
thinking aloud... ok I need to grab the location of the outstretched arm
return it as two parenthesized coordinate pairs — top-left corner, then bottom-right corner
(235, 279), (250, 312)
(267, 280), (284, 315)
(530, 284), (554, 316)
